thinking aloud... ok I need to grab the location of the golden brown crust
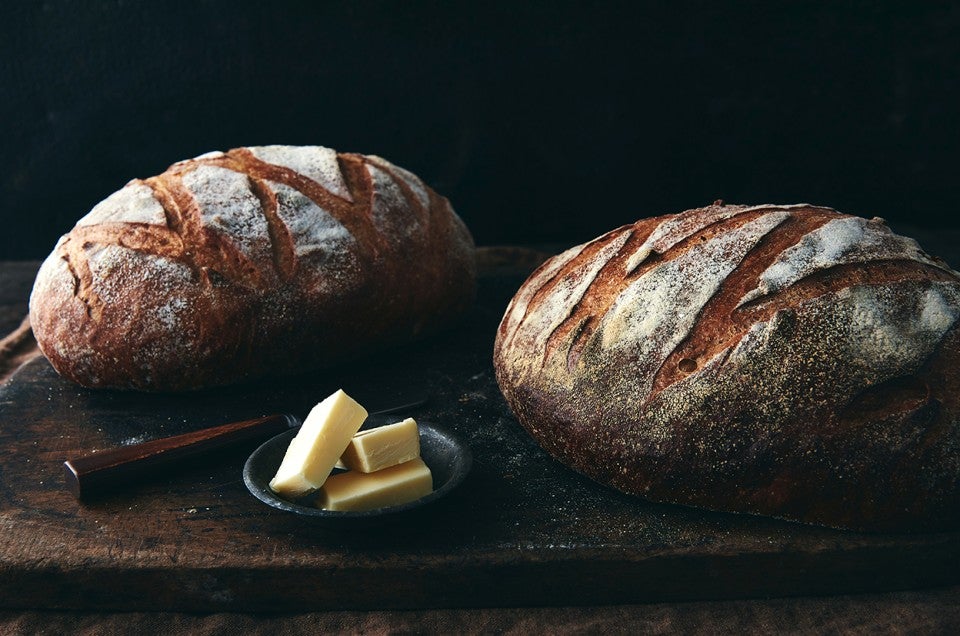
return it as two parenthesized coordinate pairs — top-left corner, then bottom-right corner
(494, 203), (960, 531)
(30, 145), (476, 391)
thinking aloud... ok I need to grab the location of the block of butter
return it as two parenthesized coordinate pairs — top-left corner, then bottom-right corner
(340, 417), (421, 473)
(269, 389), (368, 498)
(317, 458), (433, 511)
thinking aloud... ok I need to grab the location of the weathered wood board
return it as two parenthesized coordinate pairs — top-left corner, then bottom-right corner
(0, 259), (957, 612)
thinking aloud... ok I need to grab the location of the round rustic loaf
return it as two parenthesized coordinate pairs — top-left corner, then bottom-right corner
(30, 145), (476, 391)
(494, 202), (960, 531)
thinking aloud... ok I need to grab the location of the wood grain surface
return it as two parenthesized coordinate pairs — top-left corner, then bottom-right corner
(0, 249), (958, 613)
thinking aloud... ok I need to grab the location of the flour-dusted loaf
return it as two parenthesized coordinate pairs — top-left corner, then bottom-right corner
(494, 202), (960, 531)
(30, 145), (476, 391)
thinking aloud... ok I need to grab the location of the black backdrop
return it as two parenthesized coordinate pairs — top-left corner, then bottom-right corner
(2, 1), (958, 260)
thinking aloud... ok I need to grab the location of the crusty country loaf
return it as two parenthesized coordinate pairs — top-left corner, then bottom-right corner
(494, 202), (960, 531)
(30, 145), (476, 391)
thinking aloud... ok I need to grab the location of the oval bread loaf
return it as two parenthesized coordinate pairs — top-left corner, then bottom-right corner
(30, 145), (476, 391)
(494, 202), (960, 531)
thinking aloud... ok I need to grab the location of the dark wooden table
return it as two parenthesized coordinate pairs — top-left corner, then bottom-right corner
(2, 240), (959, 633)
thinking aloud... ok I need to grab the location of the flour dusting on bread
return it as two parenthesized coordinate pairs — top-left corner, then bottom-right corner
(248, 145), (353, 202)
(30, 145), (476, 391)
(495, 202), (960, 531)
(77, 182), (167, 227)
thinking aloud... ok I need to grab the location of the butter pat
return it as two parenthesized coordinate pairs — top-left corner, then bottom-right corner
(269, 390), (368, 498)
(341, 417), (421, 473)
(318, 458), (433, 511)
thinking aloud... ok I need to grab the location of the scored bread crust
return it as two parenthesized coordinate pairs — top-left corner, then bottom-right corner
(30, 145), (476, 391)
(494, 202), (960, 531)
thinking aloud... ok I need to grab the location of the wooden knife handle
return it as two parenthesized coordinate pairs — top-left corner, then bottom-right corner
(64, 413), (300, 499)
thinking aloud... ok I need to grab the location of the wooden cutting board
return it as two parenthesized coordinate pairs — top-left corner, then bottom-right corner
(0, 257), (958, 612)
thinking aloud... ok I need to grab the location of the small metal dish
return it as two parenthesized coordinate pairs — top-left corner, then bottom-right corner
(243, 420), (471, 523)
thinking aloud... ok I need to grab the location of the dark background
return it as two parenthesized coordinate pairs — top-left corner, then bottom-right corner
(1, 1), (958, 260)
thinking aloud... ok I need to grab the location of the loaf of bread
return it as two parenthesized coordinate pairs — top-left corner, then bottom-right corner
(30, 145), (476, 391)
(494, 202), (960, 531)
